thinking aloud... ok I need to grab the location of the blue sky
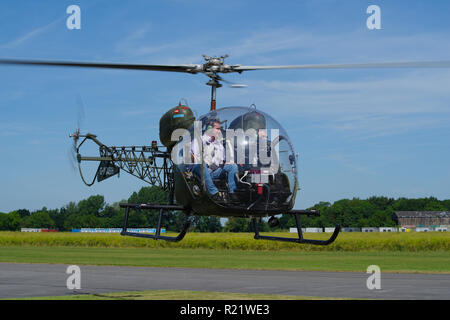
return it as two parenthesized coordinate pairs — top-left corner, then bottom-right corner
(0, 0), (449, 213)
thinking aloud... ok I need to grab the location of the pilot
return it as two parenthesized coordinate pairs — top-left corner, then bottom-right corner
(191, 119), (239, 202)
(229, 110), (272, 170)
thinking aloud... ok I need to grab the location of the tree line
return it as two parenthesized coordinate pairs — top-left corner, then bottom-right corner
(1, 186), (449, 232)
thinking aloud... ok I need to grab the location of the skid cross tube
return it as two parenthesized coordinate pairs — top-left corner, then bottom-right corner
(253, 210), (340, 245)
(120, 203), (191, 242)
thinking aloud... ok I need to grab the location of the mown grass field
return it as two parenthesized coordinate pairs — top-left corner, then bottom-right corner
(13, 290), (352, 300)
(2, 246), (450, 273)
(1, 231), (449, 273)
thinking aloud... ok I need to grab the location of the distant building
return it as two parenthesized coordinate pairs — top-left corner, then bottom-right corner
(379, 227), (398, 232)
(302, 228), (323, 233)
(362, 227), (379, 232)
(393, 211), (450, 228)
(416, 227), (431, 232)
(341, 227), (361, 232)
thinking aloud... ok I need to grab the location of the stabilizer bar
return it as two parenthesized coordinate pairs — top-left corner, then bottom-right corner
(119, 203), (191, 242)
(253, 209), (340, 245)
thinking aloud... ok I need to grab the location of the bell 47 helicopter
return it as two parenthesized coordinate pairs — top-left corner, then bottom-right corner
(1, 55), (449, 245)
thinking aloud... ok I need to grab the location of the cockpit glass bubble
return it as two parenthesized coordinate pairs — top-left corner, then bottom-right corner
(174, 106), (298, 210)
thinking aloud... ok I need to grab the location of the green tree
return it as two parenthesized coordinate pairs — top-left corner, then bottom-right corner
(224, 218), (249, 232)
(78, 195), (105, 217)
(278, 214), (293, 230)
(5, 211), (22, 231)
(368, 196), (395, 211)
(392, 197), (439, 211)
(23, 210), (55, 229)
(193, 216), (223, 232)
(78, 215), (102, 227)
(65, 201), (78, 215)
(50, 208), (68, 231)
(128, 186), (180, 230)
(442, 200), (450, 211)
(109, 209), (126, 228)
(102, 204), (118, 219)
(126, 210), (148, 228)
(64, 214), (81, 230)
(224, 217), (268, 232)
(64, 213), (102, 229)
(0, 213), (8, 230)
(367, 208), (396, 227)
(423, 199), (447, 211)
(16, 209), (31, 219)
(128, 186), (168, 204)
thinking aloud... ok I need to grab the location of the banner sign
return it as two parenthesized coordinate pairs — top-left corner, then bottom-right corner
(72, 228), (165, 233)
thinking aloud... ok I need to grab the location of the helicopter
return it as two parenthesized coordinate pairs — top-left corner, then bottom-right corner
(1, 55), (449, 245)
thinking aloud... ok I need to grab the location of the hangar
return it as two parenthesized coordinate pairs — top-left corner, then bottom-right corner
(393, 211), (450, 228)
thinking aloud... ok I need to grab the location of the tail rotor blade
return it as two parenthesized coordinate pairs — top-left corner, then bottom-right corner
(75, 94), (85, 131)
(68, 143), (78, 173)
(68, 95), (85, 173)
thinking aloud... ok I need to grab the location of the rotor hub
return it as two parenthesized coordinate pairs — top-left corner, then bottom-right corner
(201, 54), (238, 76)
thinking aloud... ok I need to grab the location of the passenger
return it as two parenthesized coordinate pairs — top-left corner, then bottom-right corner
(191, 119), (239, 202)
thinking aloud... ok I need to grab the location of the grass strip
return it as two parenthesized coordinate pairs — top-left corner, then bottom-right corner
(1, 246), (449, 273)
(6, 289), (352, 300)
(1, 231), (449, 251)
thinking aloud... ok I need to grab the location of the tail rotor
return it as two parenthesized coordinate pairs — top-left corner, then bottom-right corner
(68, 95), (85, 172)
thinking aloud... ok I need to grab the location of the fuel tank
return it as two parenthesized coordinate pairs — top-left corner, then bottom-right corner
(159, 102), (195, 149)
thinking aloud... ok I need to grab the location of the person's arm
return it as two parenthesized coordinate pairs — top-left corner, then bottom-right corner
(191, 138), (201, 164)
(224, 139), (235, 165)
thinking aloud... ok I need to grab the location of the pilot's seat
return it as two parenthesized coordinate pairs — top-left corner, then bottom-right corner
(187, 165), (243, 204)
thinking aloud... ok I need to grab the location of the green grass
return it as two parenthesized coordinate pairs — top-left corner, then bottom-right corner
(1, 231), (449, 274)
(1, 246), (449, 273)
(8, 290), (351, 300)
(2, 231), (449, 300)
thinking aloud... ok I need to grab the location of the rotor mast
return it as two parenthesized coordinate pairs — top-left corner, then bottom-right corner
(203, 54), (227, 111)
(207, 78), (221, 111)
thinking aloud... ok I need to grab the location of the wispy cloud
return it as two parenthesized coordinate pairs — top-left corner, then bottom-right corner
(323, 113), (449, 140)
(327, 153), (376, 175)
(114, 24), (206, 64)
(230, 68), (450, 140)
(117, 25), (450, 64)
(220, 28), (450, 63)
(0, 17), (63, 50)
(121, 108), (162, 117)
(0, 122), (30, 137)
(250, 69), (450, 114)
(111, 25), (450, 141)
(0, 122), (58, 137)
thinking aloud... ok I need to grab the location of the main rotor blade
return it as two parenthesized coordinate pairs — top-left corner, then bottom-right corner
(234, 61), (450, 71)
(0, 58), (201, 73)
(3, 57), (450, 76)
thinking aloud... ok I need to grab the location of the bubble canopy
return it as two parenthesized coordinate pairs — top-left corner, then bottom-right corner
(173, 106), (298, 214)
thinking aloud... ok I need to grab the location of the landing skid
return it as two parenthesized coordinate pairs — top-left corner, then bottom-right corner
(253, 209), (340, 245)
(119, 204), (339, 245)
(119, 203), (191, 242)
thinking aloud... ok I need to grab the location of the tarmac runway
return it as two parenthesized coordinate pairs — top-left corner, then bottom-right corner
(1, 263), (449, 299)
